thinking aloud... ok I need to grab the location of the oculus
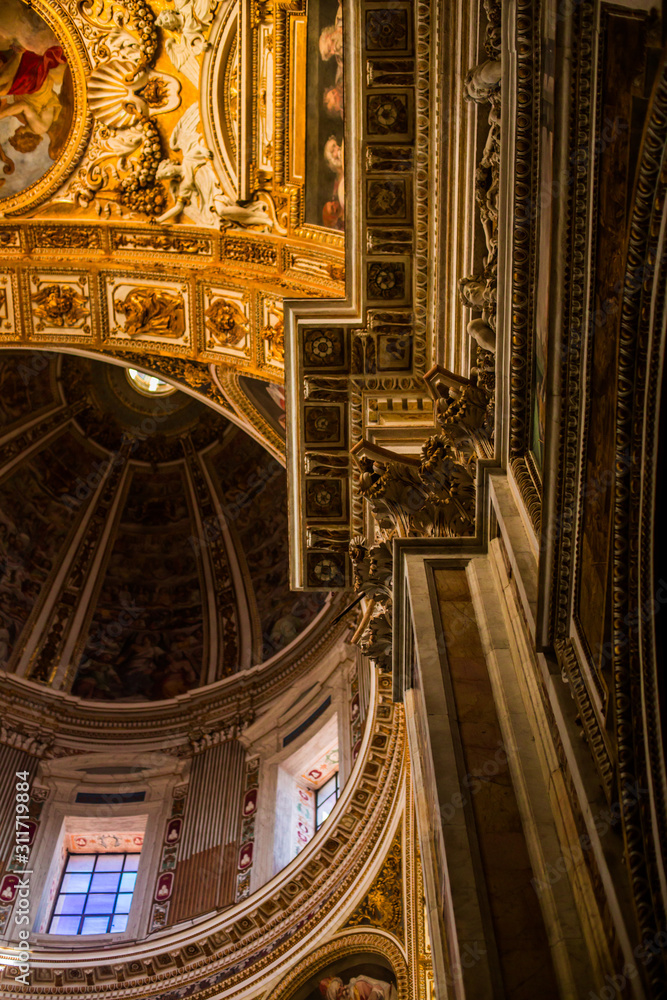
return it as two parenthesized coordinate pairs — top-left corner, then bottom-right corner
(126, 368), (177, 397)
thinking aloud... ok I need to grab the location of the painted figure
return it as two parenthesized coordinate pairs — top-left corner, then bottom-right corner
(0, 2), (74, 197)
(156, 105), (271, 229)
(0, 42), (66, 136)
(318, 3), (344, 228)
(318, 974), (397, 1000)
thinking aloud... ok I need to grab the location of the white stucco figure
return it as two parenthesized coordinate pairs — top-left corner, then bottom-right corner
(155, 105), (271, 230)
(156, 0), (217, 86)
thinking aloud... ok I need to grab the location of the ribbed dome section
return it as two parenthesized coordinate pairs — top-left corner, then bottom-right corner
(0, 350), (325, 702)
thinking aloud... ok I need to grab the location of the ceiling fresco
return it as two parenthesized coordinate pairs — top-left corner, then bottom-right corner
(305, 0), (344, 230)
(0, 350), (326, 700)
(0, 1), (75, 202)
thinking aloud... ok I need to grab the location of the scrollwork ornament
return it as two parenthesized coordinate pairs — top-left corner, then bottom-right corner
(356, 438), (476, 539)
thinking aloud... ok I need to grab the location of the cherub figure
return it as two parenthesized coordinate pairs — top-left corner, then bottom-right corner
(156, 0), (217, 86)
(156, 105), (271, 230)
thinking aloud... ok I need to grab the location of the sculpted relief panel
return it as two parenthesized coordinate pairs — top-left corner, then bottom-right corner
(105, 276), (190, 346)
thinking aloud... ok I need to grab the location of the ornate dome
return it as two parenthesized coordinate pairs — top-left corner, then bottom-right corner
(0, 350), (326, 702)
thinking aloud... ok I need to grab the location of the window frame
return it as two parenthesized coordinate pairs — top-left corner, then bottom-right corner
(315, 770), (339, 831)
(22, 753), (187, 949)
(48, 851), (140, 937)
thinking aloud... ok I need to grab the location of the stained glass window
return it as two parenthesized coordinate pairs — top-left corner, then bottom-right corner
(315, 771), (339, 830)
(48, 853), (140, 935)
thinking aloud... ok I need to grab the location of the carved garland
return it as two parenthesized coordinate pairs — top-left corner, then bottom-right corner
(508, 0), (542, 534)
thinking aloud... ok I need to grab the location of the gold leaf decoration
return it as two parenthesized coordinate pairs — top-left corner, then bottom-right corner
(344, 825), (403, 939)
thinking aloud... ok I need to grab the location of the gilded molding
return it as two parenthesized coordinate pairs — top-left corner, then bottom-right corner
(613, 51), (667, 994)
(555, 638), (614, 801)
(508, 0), (542, 513)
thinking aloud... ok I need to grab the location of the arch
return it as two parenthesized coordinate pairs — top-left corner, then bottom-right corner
(265, 930), (408, 1000)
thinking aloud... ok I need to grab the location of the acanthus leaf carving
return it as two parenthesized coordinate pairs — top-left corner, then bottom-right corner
(424, 365), (494, 457)
(353, 438), (477, 539)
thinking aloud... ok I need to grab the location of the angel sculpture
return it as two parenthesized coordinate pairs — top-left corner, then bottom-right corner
(155, 106), (271, 230)
(156, 0), (217, 86)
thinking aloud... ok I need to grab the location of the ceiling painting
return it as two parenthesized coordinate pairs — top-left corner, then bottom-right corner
(73, 464), (206, 702)
(0, 2), (74, 202)
(0, 0), (88, 214)
(0, 346), (56, 429)
(0, 429), (101, 674)
(304, 0), (344, 230)
(206, 431), (326, 661)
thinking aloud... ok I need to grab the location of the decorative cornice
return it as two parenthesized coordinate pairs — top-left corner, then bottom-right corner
(555, 638), (614, 801)
(0, 605), (347, 753)
(7, 675), (407, 1000)
(507, 0), (542, 508)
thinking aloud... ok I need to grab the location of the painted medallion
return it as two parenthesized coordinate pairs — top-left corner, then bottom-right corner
(0, 0), (74, 202)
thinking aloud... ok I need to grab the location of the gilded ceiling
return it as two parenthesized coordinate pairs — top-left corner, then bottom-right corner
(0, 0), (348, 705)
(0, 0), (345, 425)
